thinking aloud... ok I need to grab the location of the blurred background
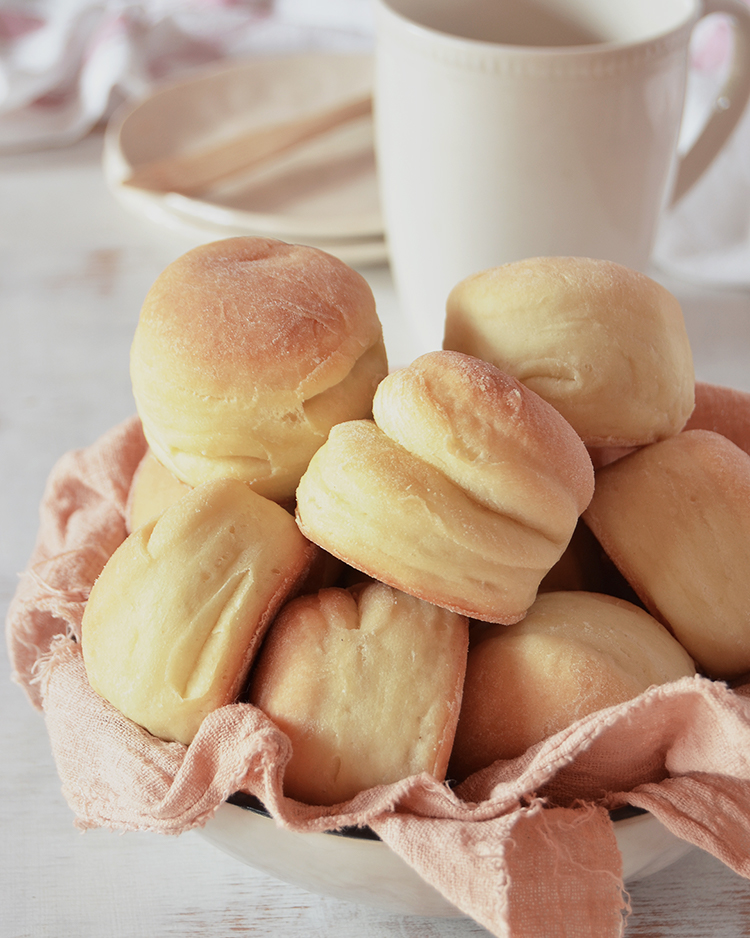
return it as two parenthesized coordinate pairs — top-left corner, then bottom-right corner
(0, 0), (748, 284)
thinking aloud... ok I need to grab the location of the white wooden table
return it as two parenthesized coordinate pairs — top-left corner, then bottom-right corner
(3, 130), (750, 938)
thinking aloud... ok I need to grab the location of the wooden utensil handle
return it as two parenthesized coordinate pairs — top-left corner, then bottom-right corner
(124, 93), (373, 196)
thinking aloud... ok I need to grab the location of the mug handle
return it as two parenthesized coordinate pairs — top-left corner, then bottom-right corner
(670, 0), (750, 204)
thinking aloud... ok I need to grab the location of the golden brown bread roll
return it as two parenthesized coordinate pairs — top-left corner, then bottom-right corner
(449, 590), (696, 779)
(130, 236), (388, 503)
(684, 381), (750, 455)
(583, 429), (750, 679)
(443, 257), (695, 447)
(82, 478), (317, 745)
(295, 351), (594, 624)
(589, 378), (750, 472)
(126, 449), (191, 532)
(248, 581), (469, 805)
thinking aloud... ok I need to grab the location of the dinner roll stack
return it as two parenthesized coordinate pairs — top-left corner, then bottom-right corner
(130, 236), (388, 504)
(249, 581), (469, 805)
(444, 257), (695, 447)
(583, 430), (750, 679)
(296, 350), (595, 624)
(450, 591), (696, 779)
(82, 478), (317, 745)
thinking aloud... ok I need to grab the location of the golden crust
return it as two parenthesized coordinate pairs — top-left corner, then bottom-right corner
(444, 256), (695, 447)
(249, 581), (468, 806)
(449, 590), (695, 779)
(684, 381), (750, 455)
(126, 449), (191, 533)
(82, 478), (317, 744)
(296, 352), (594, 623)
(373, 351), (594, 534)
(130, 237), (388, 502)
(583, 429), (750, 678)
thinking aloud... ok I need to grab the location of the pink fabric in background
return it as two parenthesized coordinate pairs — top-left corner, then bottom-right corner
(0, 0), (374, 152)
(7, 413), (750, 938)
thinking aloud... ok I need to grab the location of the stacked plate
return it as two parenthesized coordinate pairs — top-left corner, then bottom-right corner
(103, 53), (386, 265)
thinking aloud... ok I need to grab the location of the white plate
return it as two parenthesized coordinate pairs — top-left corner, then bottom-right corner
(103, 53), (386, 264)
(197, 800), (695, 917)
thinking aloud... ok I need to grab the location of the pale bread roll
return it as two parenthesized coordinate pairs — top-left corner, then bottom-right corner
(248, 581), (468, 805)
(126, 450), (349, 596)
(444, 257), (695, 447)
(587, 374), (747, 472)
(587, 445), (637, 471)
(130, 236), (388, 503)
(583, 429), (750, 679)
(372, 351), (594, 542)
(82, 478), (317, 745)
(295, 351), (594, 623)
(684, 381), (750, 455)
(126, 450), (191, 532)
(450, 591), (696, 779)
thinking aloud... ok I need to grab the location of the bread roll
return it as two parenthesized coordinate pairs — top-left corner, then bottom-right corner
(130, 236), (388, 503)
(587, 444), (637, 471)
(449, 591), (696, 779)
(296, 351), (594, 623)
(589, 380), (750, 473)
(444, 257), (695, 447)
(248, 581), (469, 805)
(684, 381), (750, 455)
(583, 429), (750, 678)
(82, 478), (317, 745)
(126, 450), (191, 532)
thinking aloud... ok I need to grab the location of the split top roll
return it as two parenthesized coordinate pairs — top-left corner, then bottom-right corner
(130, 237), (388, 504)
(296, 350), (595, 624)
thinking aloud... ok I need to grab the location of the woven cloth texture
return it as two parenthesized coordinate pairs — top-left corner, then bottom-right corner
(7, 408), (750, 937)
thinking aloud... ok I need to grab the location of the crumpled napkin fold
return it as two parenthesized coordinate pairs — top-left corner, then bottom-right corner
(7, 413), (750, 937)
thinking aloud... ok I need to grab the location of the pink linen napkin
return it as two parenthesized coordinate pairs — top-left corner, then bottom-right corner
(7, 410), (750, 938)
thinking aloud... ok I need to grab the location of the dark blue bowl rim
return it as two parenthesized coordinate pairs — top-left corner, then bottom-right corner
(226, 792), (646, 842)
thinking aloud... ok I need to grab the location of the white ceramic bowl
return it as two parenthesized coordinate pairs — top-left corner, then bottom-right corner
(196, 797), (695, 916)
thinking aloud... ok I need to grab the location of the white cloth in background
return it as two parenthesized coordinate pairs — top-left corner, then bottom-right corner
(0, 0), (374, 152)
(0, 0), (746, 286)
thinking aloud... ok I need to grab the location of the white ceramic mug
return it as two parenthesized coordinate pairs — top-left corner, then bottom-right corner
(373, 0), (750, 351)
